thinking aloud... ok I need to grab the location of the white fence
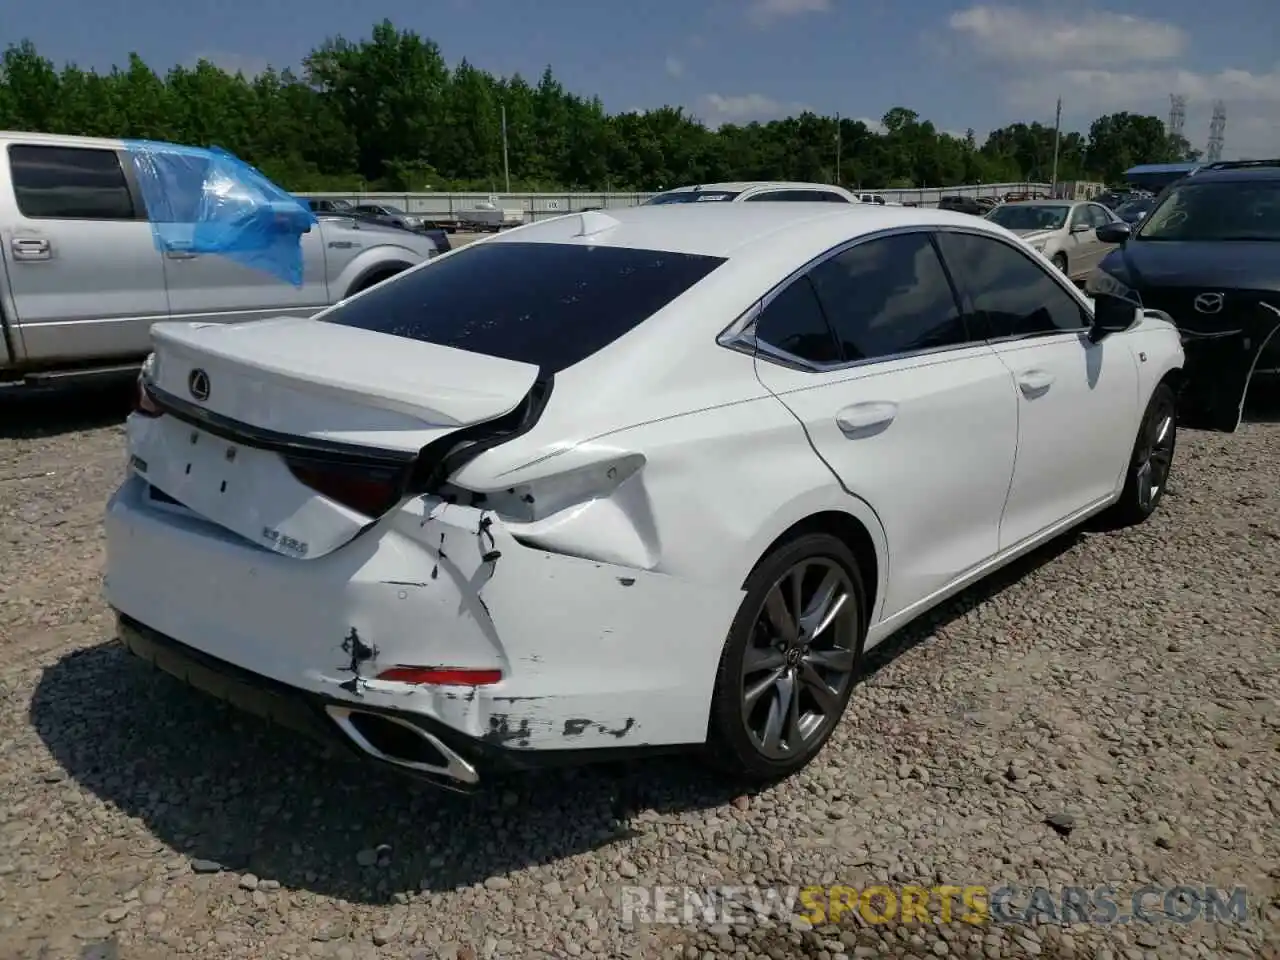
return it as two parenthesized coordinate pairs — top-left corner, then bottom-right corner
(304, 182), (1055, 223)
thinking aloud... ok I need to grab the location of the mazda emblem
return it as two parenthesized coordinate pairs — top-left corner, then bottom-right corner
(188, 368), (211, 402)
(1193, 292), (1224, 314)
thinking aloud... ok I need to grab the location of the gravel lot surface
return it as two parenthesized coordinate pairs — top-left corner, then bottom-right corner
(0, 382), (1276, 960)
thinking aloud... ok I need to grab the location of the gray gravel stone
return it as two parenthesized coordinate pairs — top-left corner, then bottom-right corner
(0, 379), (1277, 960)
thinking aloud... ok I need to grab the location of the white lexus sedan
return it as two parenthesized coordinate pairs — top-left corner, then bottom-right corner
(104, 203), (1184, 792)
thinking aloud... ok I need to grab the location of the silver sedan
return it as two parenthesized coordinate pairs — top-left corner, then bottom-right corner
(985, 200), (1125, 282)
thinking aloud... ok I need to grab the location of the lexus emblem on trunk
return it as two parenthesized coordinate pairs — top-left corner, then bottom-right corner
(188, 368), (211, 402)
(1193, 293), (1225, 314)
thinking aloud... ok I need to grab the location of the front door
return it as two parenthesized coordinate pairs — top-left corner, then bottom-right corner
(935, 229), (1139, 550)
(748, 230), (1019, 620)
(160, 226), (330, 326)
(0, 142), (169, 363)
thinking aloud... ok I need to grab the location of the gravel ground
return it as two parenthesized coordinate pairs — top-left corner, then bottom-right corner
(0, 382), (1277, 960)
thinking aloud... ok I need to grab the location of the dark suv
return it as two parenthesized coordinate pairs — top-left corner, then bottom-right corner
(1089, 163), (1280, 432)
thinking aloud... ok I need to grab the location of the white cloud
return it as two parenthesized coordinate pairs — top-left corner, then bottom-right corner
(948, 5), (1185, 66)
(1006, 65), (1280, 156)
(190, 52), (272, 78)
(850, 116), (886, 134)
(697, 92), (813, 127)
(746, 0), (831, 28)
(664, 55), (685, 79)
(946, 6), (1280, 159)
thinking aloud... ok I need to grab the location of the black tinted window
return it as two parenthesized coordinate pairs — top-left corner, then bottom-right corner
(754, 276), (841, 364)
(323, 242), (726, 373)
(746, 190), (835, 202)
(9, 145), (137, 220)
(807, 232), (969, 360)
(936, 231), (1087, 339)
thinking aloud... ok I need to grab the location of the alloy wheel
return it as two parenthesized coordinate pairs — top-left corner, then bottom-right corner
(739, 558), (859, 760)
(1135, 398), (1176, 511)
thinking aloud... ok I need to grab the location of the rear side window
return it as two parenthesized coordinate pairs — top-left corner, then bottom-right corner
(8, 144), (138, 220)
(323, 241), (727, 373)
(808, 232), (970, 360)
(754, 275), (841, 364)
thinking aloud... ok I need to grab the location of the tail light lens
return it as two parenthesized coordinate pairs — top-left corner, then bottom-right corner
(134, 375), (162, 418)
(285, 457), (404, 518)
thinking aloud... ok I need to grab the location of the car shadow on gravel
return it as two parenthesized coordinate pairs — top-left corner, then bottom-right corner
(30, 533), (1085, 905)
(0, 379), (135, 439)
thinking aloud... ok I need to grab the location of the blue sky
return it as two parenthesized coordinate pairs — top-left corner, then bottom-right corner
(9, 0), (1279, 159)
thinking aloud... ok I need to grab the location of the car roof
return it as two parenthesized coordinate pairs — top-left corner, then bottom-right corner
(485, 202), (1010, 259)
(1181, 166), (1280, 184)
(659, 181), (846, 193)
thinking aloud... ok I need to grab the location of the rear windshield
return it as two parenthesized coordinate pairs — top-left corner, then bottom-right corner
(321, 241), (727, 373)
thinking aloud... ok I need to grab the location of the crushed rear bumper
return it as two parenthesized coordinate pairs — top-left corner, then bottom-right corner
(116, 614), (688, 793)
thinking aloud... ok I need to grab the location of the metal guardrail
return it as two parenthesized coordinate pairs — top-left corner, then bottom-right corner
(303, 182), (1058, 222)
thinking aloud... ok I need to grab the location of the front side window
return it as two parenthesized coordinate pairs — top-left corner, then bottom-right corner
(935, 231), (1088, 339)
(1137, 180), (1280, 242)
(322, 241), (726, 374)
(753, 275), (841, 364)
(1069, 205), (1092, 229)
(9, 144), (138, 220)
(1087, 204), (1114, 227)
(807, 232), (969, 361)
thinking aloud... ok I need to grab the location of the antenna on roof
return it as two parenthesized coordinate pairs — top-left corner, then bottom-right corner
(574, 210), (621, 237)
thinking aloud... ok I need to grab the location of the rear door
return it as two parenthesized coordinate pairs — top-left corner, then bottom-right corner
(749, 229), (1019, 620)
(1, 141), (169, 363)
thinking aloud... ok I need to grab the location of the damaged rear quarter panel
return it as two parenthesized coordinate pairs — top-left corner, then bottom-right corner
(363, 496), (747, 750)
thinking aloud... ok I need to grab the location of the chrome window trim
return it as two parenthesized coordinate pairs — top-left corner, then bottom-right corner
(717, 222), (1094, 374)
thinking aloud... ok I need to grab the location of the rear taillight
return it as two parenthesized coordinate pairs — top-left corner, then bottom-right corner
(134, 376), (162, 418)
(285, 458), (404, 518)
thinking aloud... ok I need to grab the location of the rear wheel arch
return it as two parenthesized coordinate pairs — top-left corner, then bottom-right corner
(746, 510), (881, 633)
(345, 261), (413, 298)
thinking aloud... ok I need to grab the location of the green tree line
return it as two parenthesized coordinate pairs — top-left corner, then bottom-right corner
(0, 20), (1199, 193)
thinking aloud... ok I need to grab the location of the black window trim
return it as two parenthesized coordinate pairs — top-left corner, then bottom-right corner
(933, 225), (1095, 344)
(718, 223), (1098, 371)
(718, 225), (983, 373)
(7, 142), (151, 223)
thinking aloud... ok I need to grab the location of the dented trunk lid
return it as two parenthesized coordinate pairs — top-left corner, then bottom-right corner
(133, 317), (541, 559)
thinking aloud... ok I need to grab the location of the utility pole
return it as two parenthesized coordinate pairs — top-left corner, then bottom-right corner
(501, 104), (511, 193)
(835, 112), (842, 184)
(1050, 97), (1062, 196)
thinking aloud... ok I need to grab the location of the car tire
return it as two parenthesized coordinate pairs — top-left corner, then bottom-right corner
(705, 532), (867, 783)
(1052, 252), (1069, 274)
(1105, 382), (1178, 527)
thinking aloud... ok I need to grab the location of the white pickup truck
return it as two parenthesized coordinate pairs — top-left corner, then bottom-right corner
(0, 131), (439, 387)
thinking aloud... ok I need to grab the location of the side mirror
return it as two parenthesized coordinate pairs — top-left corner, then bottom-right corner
(1096, 222), (1132, 244)
(1070, 222), (1091, 233)
(1087, 295), (1139, 342)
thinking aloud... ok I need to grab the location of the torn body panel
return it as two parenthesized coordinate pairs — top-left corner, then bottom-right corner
(103, 474), (742, 752)
(1177, 301), (1280, 432)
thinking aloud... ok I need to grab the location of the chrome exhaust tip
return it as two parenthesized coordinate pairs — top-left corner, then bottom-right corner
(326, 706), (479, 786)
